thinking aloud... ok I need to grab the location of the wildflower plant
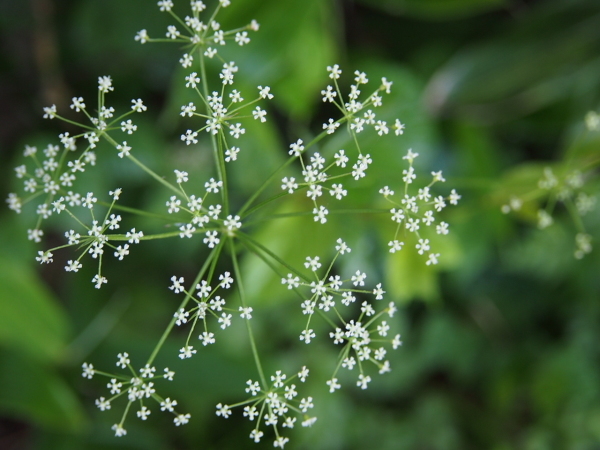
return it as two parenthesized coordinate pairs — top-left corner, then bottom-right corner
(6, 0), (466, 446)
(499, 111), (599, 259)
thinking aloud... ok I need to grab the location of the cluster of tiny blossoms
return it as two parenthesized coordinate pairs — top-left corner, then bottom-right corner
(168, 271), (244, 355)
(282, 239), (401, 392)
(32, 188), (144, 288)
(167, 168), (242, 247)
(215, 367), (315, 447)
(380, 149), (460, 265)
(8, 1), (415, 447)
(82, 354), (186, 437)
(6, 75), (147, 244)
(135, 0), (259, 67)
(179, 67), (274, 161)
(280, 66), (405, 224)
(502, 166), (595, 259)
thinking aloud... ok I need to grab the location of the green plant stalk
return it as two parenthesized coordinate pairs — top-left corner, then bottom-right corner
(228, 238), (267, 389)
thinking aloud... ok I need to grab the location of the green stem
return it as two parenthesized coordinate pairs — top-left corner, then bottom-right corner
(236, 232), (307, 280)
(238, 237), (306, 302)
(237, 129), (333, 217)
(146, 241), (224, 366)
(126, 154), (180, 195)
(228, 239), (268, 388)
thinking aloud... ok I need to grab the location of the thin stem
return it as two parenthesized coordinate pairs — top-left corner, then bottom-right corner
(146, 242), (224, 366)
(237, 231), (307, 280)
(228, 239), (267, 388)
(126, 154), (180, 195)
(238, 129), (333, 217)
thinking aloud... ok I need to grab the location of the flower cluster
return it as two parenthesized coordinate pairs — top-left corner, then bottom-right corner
(278, 66), (405, 224)
(179, 67), (274, 164)
(6, 1), (418, 447)
(168, 271), (242, 355)
(6, 74), (148, 244)
(82, 354), (186, 437)
(282, 239), (401, 389)
(136, 0), (259, 65)
(321, 65), (404, 138)
(166, 168), (242, 245)
(501, 166), (595, 259)
(380, 149), (460, 265)
(33, 188), (144, 288)
(215, 367), (316, 448)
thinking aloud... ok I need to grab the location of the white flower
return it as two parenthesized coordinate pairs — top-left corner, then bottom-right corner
(326, 378), (341, 393)
(116, 352), (130, 369)
(179, 345), (196, 359)
(199, 331), (215, 345)
(252, 106), (267, 122)
(239, 306), (253, 319)
(217, 272), (233, 289)
(82, 362), (94, 379)
(216, 403), (231, 418)
(225, 146), (240, 162)
(181, 129), (198, 145)
(111, 424), (126, 437)
(289, 139), (304, 156)
(70, 97), (86, 112)
(426, 253), (440, 266)
(300, 329), (316, 343)
(180, 53), (193, 68)
(97, 76), (114, 93)
(174, 413), (191, 426)
(357, 374), (371, 390)
(258, 85), (273, 99)
(43, 104), (57, 119)
(351, 270), (366, 286)
(313, 205), (329, 224)
(449, 189), (461, 205)
(160, 398), (178, 412)
(170, 276), (185, 293)
(120, 119), (137, 134)
(131, 98), (146, 112)
(323, 118), (339, 134)
(298, 365), (309, 382)
(327, 64), (342, 79)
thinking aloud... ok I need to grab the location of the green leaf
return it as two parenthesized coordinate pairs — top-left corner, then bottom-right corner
(0, 251), (69, 363)
(240, 197), (337, 306)
(425, 1), (600, 121)
(220, 0), (338, 120)
(0, 349), (86, 433)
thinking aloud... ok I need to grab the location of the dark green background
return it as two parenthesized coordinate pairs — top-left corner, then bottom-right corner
(1, 0), (599, 449)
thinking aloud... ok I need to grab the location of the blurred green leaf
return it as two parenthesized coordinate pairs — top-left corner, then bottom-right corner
(425, 1), (600, 122)
(356, 0), (506, 20)
(0, 350), (86, 433)
(0, 254), (69, 363)
(240, 197), (337, 306)
(219, 0), (338, 119)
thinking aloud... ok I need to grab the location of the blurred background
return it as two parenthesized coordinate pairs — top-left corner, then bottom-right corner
(1, 0), (600, 449)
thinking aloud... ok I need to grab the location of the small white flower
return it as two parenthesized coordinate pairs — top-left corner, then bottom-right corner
(252, 106), (267, 122)
(327, 64), (342, 79)
(326, 378), (341, 393)
(111, 424), (126, 437)
(174, 413), (191, 426)
(323, 118), (339, 134)
(300, 329), (316, 343)
(216, 403), (231, 418)
(116, 352), (130, 369)
(181, 129), (198, 145)
(357, 374), (371, 390)
(179, 346), (196, 359)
